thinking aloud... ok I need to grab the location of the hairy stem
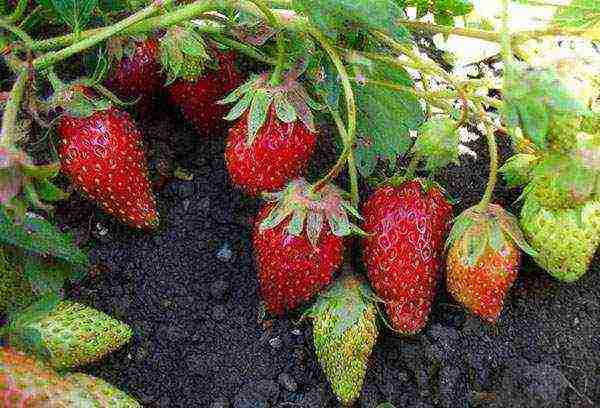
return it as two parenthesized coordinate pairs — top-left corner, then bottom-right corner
(212, 34), (276, 65)
(308, 26), (357, 192)
(397, 19), (502, 43)
(0, 69), (28, 148)
(330, 108), (359, 206)
(248, 0), (285, 85)
(477, 105), (498, 211)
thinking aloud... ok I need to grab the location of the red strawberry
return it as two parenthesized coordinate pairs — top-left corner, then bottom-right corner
(253, 180), (359, 315)
(362, 180), (453, 334)
(105, 37), (165, 114)
(446, 204), (534, 322)
(57, 96), (158, 229)
(221, 73), (320, 196)
(226, 108), (317, 196)
(167, 51), (244, 135)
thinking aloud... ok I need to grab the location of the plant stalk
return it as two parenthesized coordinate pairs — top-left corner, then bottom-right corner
(308, 25), (357, 192)
(477, 105), (498, 211)
(0, 69), (28, 148)
(329, 108), (359, 206)
(32, 0), (177, 69)
(7, 0), (27, 23)
(248, 0), (285, 85)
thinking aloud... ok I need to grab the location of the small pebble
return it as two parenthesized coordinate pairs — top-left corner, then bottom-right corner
(278, 373), (297, 392)
(217, 242), (234, 261)
(269, 337), (282, 349)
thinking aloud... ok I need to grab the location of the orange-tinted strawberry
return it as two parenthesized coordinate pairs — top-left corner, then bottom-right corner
(446, 204), (535, 322)
(57, 93), (158, 229)
(253, 180), (359, 315)
(167, 51), (244, 136)
(105, 37), (165, 114)
(362, 180), (453, 334)
(221, 73), (320, 196)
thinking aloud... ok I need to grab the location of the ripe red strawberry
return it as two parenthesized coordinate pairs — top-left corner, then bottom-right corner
(221, 73), (320, 196)
(362, 180), (453, 334)
(226, 108), (316, 196)
(446, 204), (535, 322)
(56, 90), (158, 229)
(105, 37), (165, 114)
(253, 180), (359, 315)
(167, 51), (244, 135)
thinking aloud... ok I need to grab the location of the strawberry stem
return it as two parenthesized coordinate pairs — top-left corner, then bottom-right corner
(477, 105), (498, 212)
(30, 1), (218, 52)
(329, 108), (359, 206)
(0, 68), (28, 149)
(32, 0), (177, 70)
(309, 26), (357, 194)
(7, 0), (27, 24)
(247, 0), (285, 86)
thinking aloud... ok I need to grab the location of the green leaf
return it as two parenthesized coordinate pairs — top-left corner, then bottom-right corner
(38, 0), (99, 32)
(0, 207), (89, 266)
(35, 180), (69, 202)
(353, 58), (425, 178)
(433, 12), (455, 27)
(23, 254), (83, 297)
(292, 0), (409, 40)
(247, 89), (272, 145)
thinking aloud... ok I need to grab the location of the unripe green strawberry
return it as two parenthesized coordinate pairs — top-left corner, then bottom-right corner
(504, 61), (592, 152)
(159, 26), (210, 83)
(7, 301), (132, 369)
(520, 194), (600, 281)
(499, 153), (539, 188)
(525, 153), (596, 209)
(413, 117), (460, 173)
(308, 274), (378, 406)
(65, 373), (141, 407)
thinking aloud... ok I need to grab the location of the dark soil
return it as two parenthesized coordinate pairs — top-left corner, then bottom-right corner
(56, 102), (600, 408)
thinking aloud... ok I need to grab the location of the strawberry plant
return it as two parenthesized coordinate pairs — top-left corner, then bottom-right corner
(0, 0), (598, 405)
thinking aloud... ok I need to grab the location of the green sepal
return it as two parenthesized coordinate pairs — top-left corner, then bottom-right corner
(274, 93), (297, 124)
(218, 75), (261, 105)
(247, 89), (273, 145)
(223, 90), (255, 122)
(490, 204), (538, 257)
(159, 25), (210, 83)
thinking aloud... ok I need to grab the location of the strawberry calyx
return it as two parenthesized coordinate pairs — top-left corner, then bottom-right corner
(259, 178), (362, 247)
(218, 70), (322, 145)
(49, 83), (111, 119)
(0, 146), (66, 218)
(106, 34), (152, 64)
(446, 204), (537, 268)
(305, 273), (376, 343)
(159, 25), (211, 83)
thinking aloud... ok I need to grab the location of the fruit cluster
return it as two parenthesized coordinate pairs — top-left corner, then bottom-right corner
(0, 0), (598, 405)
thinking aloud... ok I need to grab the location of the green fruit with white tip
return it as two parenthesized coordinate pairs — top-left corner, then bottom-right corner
(308, 274), (378, 406)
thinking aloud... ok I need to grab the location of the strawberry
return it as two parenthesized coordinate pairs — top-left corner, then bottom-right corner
(166, 47), (244, 135)
(446, 204), (535, 322)
(221, 73), (319, 195)
(7, 300), (132, 370)
(0, 348), (140, 407)
(105, 37), (165, 114)
(307, 274), (378, 406)
(520, 193), (600, 282)
(0, 347), (73, 407)
(362, 180), (453, 334)
(56, 88), (158, 229)
(64, 373), (141, 407)
(253, 179), (359, 315)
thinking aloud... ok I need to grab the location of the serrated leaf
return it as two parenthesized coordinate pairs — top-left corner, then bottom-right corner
(0, 207), (89, 266)
(292, 0), (409, 40)
(38, 0), (99, 32)
(247, 89), (272, 145)
(353, 57), (425, 178)
(274, 94), (297, 124)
